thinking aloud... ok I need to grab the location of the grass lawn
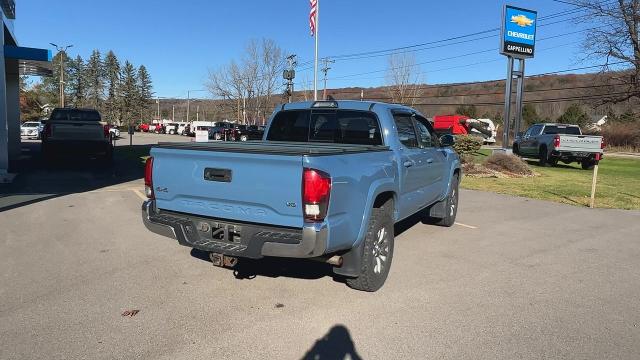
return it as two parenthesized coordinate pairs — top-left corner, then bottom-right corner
(462, 150), (640, 210)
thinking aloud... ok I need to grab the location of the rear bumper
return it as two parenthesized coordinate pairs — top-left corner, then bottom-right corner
(141, 200), (327, 258)
(551, 150), (603, 160)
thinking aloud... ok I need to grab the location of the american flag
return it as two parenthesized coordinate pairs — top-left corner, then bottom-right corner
(309, 0), (317, 36)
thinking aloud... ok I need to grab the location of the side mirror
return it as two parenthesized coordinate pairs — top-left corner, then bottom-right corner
(439, 134), (455, 147)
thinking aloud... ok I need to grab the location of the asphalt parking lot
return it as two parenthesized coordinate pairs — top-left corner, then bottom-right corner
(1, 133), (640, 359)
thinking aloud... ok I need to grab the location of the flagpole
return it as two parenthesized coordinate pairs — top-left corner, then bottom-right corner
(313, 0), (319, 101)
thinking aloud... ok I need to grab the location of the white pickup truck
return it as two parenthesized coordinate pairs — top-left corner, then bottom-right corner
(513, 123), (604, 169)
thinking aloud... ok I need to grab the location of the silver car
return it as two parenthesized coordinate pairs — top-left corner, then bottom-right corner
(20, 121), (42, 139)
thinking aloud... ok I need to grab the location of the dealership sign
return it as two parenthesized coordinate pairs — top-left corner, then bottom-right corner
(500, 5), (537, 58)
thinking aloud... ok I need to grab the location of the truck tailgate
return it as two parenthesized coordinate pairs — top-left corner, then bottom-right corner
(557, 135), (602, 152)
(151, 147), (304, 228)
(50, 120), (105, 141)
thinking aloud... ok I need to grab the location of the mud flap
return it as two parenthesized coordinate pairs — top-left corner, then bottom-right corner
(428, 199), (446, 219)
(332, 240), (364, 278)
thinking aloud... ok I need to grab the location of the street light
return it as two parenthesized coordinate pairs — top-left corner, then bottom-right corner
(186, 89), (206, 122)
(49, 43), (73, 107)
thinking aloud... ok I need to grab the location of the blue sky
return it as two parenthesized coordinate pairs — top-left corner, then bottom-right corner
(17, 0), (594, 98)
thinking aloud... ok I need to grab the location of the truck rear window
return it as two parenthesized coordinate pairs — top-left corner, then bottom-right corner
(50, 109), (101, 122)
(266, 110), (383, 145)
(543, 125), (581, 135)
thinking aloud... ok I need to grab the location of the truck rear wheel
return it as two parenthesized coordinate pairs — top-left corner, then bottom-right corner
(581, 160), (596, 170)
(539, 146), (552, 167)
(346, 202), (394, 292)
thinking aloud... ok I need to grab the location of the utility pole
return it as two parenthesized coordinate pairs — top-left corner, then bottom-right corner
(186, 89), (205, 123)
(321, 58), (334, 100)
(156, 98), (160, 121)
(196, 105), (199, 121)
(283, 54), (297, 103)
(49, 43), (73, 107)
(172, 105), (175, 121)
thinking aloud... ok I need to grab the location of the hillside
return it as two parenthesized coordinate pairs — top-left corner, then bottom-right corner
(157, 71), (637, 125)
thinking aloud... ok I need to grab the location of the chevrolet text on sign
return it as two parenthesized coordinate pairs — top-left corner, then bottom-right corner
(501, 5), (537, 58)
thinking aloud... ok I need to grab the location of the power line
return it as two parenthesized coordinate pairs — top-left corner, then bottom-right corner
(323, 61), (629, 95)
(322, 5), (603, 62)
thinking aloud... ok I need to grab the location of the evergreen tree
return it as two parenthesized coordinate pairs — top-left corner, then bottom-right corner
(85, 50), (104, 110)
(103, 51), (121, 124)
(120, 61), (138, 126)
(522, 104), (539, 127)
(67, 55), (87, 107)
(136, 65), (154, 121)
(455, 104), (478, 118)
(557, 104), (590, 127)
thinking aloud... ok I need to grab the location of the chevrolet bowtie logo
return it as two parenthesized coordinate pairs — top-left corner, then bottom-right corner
(511, 14), (534, 27)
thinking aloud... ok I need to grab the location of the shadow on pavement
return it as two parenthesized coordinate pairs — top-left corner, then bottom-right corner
(0, 141), (151, 212)
(301, 325), (363, 360)
(190, 248), (337, 281)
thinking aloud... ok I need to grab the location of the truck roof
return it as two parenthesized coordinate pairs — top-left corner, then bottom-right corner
(279, 100), (424, 117)
(534, 123), (580, 127)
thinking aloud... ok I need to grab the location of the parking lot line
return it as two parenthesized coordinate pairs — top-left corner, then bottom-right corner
(131, 189), (147, 201)
(454, 222), (478, 229)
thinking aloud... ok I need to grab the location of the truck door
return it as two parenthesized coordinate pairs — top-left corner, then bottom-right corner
(414, 116), (446, 205)
(392, 113), (431, 219)
(520, 125), (540, 155)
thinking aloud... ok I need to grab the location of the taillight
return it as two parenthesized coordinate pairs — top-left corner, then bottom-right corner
(553, 135), (560, 148)
(302, 168), (331, 221)
(601, 137), (606, 149)
(103, 124), (110, 138)
(144, 157), (154, 199)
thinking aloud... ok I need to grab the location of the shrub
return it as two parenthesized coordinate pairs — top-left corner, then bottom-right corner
(484, 153), (533, 176)
(452, 135), (482, 158)
(601, 122), (640, 151)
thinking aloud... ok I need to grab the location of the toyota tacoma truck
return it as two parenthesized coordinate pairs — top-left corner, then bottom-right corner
(141, 100), (461, 291)
(513, 123), (604, 169)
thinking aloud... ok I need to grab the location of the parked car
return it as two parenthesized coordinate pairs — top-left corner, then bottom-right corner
(41, 108), (113, 162)
(109, 125), (120, 138)
(139, 123), (150, 132)
(513, 123), (604, 169)
(209, 122), (234, 140)
(234, 124), (265, 141)
(165, 122), (188, 135)
(177, 123), (191, 136)
(141, 100), (460, 292)
(20, 121), (42, 139)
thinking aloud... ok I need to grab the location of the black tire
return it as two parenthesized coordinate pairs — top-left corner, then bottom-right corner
(539, 146), (552, 167)
(240, 135), (248, 142)
(434, 173), (459, 227)
(581, 160), (596, 170)
(214, 133), (222, 140)
(346, 201), (394, 292)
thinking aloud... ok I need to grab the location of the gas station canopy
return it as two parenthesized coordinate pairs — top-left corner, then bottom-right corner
(4, 45), (53, 76)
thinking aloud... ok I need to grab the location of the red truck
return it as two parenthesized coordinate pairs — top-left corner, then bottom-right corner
(432, 115), (497, 144)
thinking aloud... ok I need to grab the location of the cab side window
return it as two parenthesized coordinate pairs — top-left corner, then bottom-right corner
(392, 114), (419, 148)
(414, 117), (437, 148)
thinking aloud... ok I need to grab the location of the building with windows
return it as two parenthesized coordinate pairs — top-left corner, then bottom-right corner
(1, 0), (52, 182)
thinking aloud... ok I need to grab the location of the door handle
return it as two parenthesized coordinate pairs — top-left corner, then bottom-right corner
(403, 160), (414, 168)
(426, 158), (434, 164)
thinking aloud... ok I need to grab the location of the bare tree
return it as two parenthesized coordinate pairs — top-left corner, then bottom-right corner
(207, 38), (284, 124)
(385, 53), (424, 105)
(578, 0), (640, 102)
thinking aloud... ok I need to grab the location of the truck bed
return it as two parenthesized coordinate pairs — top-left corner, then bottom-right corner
(155, 141), (389, 156)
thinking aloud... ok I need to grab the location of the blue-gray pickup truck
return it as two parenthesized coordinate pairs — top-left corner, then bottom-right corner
(142, 100), (461, 291)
